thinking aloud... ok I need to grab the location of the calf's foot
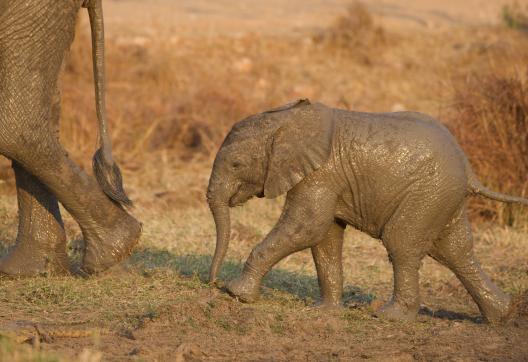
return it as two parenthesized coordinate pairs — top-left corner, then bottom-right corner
(314, 299), (343, 311)
(375, 299), (419, 322)
(479, 291), (512, 324)
(226, 272), (261, 303)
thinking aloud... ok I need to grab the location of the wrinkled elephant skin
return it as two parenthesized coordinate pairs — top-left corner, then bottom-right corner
(0, 0), (141, 276)
(207, 99), (528, 324)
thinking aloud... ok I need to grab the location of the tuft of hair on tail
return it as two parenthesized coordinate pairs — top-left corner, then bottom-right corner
(86, 0), (133, 208)
(93, 148), (133, 207)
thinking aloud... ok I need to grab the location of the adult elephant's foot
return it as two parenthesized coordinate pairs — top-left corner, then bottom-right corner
(80, 211), (142, 275)
(375, 300), (419, 322)
(226, 273), (261, 303)
(0, 237), (70, 277)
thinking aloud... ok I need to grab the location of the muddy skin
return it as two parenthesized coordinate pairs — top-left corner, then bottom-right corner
(0, 162), (69, 277)
(207, 99), (527, 324)
(0, 0), (140, 275)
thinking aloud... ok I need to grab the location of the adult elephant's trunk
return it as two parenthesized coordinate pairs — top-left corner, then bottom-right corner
(208, 198), (231, 283)
(84, 0), (132, 206)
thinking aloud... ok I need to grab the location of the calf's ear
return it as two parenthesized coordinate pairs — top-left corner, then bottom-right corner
(264, 102), (334, 198)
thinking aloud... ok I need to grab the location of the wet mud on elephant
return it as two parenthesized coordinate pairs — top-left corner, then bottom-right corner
(206, 99), (528, 324)
(0, 0), (141, 276)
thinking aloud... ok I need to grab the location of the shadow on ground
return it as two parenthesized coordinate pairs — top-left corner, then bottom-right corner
(128, 248), (505, 324)
(128, 248), (375, 306)
(0, 243), (507, 324)
(0, 242), (8, 257)
(419, 306), (483, 323)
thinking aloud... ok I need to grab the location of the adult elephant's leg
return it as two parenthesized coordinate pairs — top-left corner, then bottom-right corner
(311, 220), (345, 308)
(0, 0), (140, 274)
(429, 210), (511, 324)
(0, 79), (69, 276)
(0, 162), (69, 276)
(13, 141), (141, 274)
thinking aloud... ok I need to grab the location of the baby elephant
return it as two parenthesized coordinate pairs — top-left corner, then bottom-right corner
(206, 99), (528, 323)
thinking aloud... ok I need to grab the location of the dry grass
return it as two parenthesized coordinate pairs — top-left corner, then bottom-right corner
(446, 70), (528, 228)
(312, 1), (386, 64)
(62, 29), (244, 166)
(0, 338), (61, 362)
(502, 1), (528, 31)
(55, 2), (389, 174)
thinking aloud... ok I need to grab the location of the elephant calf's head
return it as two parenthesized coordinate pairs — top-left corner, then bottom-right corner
(207, 99), (335, 282)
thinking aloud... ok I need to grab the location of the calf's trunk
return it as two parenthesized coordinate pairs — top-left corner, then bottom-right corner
(209, 201), (231, 283)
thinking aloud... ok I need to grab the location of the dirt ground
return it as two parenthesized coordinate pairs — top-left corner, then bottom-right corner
(1, 0), (528, 361)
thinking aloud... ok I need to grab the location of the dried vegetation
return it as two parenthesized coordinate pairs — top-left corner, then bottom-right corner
(54, 5), (528, 228)
(447, 71), (528, 228)
(312, 2), (386, 64)
(502, 1), (528, 31)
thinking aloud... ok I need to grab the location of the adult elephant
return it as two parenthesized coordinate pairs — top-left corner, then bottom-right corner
(206, 99), (528, 323)
(0, 0), (141, 276)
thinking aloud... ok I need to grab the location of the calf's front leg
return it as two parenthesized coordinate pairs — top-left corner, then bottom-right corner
(227, 184), (337, 303)
(311, 219), (346, 308)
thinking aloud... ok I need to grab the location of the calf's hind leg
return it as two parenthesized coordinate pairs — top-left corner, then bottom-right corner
(376, 189), (458, 321)
(0, 162), (69, 276)
(377, 225), (432, 321)
(311, 220), (345, 308)
(429, 210), (511, 324)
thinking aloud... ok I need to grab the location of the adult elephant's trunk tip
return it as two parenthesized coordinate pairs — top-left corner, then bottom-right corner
(84, 0), (132, 207)
(209, 200), (231, 283)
